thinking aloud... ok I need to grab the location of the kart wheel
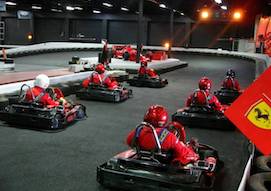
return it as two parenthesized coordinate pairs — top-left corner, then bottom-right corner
(51, 114), (62, 129)
(123, 52), (130, 61)
(247, 172), (271, 191)
(199, 174), (213, 189)
(76, 106), (86, 119)
(114, 92), (121, 102)
(256, 155), (271, 173)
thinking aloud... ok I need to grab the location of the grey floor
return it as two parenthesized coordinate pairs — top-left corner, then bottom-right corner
(0, 51), (255, 191)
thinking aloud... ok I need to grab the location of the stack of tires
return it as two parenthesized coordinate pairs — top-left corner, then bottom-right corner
(247, 155), (271, 191)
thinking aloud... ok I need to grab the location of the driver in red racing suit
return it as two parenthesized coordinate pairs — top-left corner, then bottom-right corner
(82, 63), (119, 90)
(186, 77), (224, 112)
(25, 74), (59, 107)
(221, 69), (240, 91)
(126, 105), (200, 165)
(138, 61), (158, 78)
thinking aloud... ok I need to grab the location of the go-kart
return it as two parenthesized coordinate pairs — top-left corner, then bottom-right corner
(214, 88), (241, 104)
(0, 84), (86, 131)
(76, 84), (132, 103)
(97, 122), (222, 191)
(172, 105), (235, 130)
(127, 75), (168, 88)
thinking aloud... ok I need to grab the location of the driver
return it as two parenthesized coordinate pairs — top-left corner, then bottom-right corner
(138, 61), (159, 79)
(126, 105), (199, 165)
(82, 63), (119, 90)
(221, 69), (240, 91)
(25, 74), (59, 107)
(186, 77), (223, 112)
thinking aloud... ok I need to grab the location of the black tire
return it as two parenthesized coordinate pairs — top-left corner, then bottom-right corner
(247, 172), (271, 191)
(199, 174), (213, 189)
(123, 52), (130, 60)
(256, 155), (271, 173)
(114, 92), (121, 102)
(76, 106), (86, 119)
(51, 114), (62, 129)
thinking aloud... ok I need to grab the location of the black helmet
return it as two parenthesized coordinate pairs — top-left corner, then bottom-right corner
(226, 69), (236, 78)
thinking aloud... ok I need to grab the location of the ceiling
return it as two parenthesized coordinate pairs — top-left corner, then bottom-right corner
(4, 0), (271, 20)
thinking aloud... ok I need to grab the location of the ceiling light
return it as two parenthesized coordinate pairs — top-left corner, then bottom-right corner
(200, 10), (210, 19)
(32, 5), (42, 10)
(93, 10), (101, 14)
(180, 12), (184, 16)
(66, 6), (74, 11)
(214, 0), (222, 4)
(51, 8), (62, 12)
(121, 7), (129, 11)
(159, 4), (166, 9)
(233, 11), (242, 20)
(6, 1), (16, 6)
(220, 5), (227, 10)
(74, 7), (83, 10)
(102, 2), (113, 8)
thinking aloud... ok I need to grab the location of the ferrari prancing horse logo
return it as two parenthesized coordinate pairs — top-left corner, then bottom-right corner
(246, 100), (271, 130)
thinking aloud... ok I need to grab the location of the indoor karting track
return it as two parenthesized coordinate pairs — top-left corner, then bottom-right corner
(0, 51), (255, 191)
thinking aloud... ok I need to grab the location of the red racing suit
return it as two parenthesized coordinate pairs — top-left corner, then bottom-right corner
(186, 89), (223, 112)
(126, 127), (199, 165)
(138, 66), (158, 78)
(25, 86), (59, 107)
(222, 77), (240, 91)
(82, 72), (118, 90)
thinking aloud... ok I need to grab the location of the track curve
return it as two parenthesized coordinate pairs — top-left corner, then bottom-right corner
(0, 51), (255, 191)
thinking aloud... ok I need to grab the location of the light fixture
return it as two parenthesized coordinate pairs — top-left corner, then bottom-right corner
(159, 4), (166, 9)
(102, 2), (113, 8)
(233, 11), (242, 20)
(164, 42), (170, 49)
(180, 12), (184, 16)
(214, 0), (222, 4)
(6, 1), (16, 6)
(66, 6), (74, 11)
(121, 7), (129, 11)
(51, 8), (62, 12)
(220, 5), (227, 10)
(93, 10), (101, 14)
(200, 10), (210, 19)
(32, 5), (42, 10)
(74, 7), (83, 10)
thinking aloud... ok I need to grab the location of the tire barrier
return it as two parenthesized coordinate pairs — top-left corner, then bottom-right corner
(256, 155), (271, 173)
(247, 172), (271, 191)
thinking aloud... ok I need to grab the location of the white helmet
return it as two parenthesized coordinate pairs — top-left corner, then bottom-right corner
(34, 74), (50, 89)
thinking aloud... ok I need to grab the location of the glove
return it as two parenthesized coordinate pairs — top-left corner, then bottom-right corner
(188, 137), (199, 152)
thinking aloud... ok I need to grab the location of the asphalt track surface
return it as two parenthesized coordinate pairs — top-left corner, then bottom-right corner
(0, 51), (255, 191)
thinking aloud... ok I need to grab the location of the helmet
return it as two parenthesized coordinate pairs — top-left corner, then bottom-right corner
(144, 105), (168, 128)
(95, 64), (105, 74)
(167, 121), (186, 142)
(34, 74), (50, 89)
(226, 69), (236, 78)
(199, 77), (212, 91)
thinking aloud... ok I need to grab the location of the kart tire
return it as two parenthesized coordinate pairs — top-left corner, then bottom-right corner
(247, 172), (271, 191)
(123, 52), (130, 61)
(199, 174), (213, 189)
(51, 114), (62, 129)
(76, 106), (86, 119)
(256, 155), (271, 173)
(114, 92), (121, 102)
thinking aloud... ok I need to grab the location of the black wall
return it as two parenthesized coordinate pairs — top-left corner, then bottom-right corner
(0, 12), (255, 50)
(4, 18), (32, 45)
(34, 18), (66, 43)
